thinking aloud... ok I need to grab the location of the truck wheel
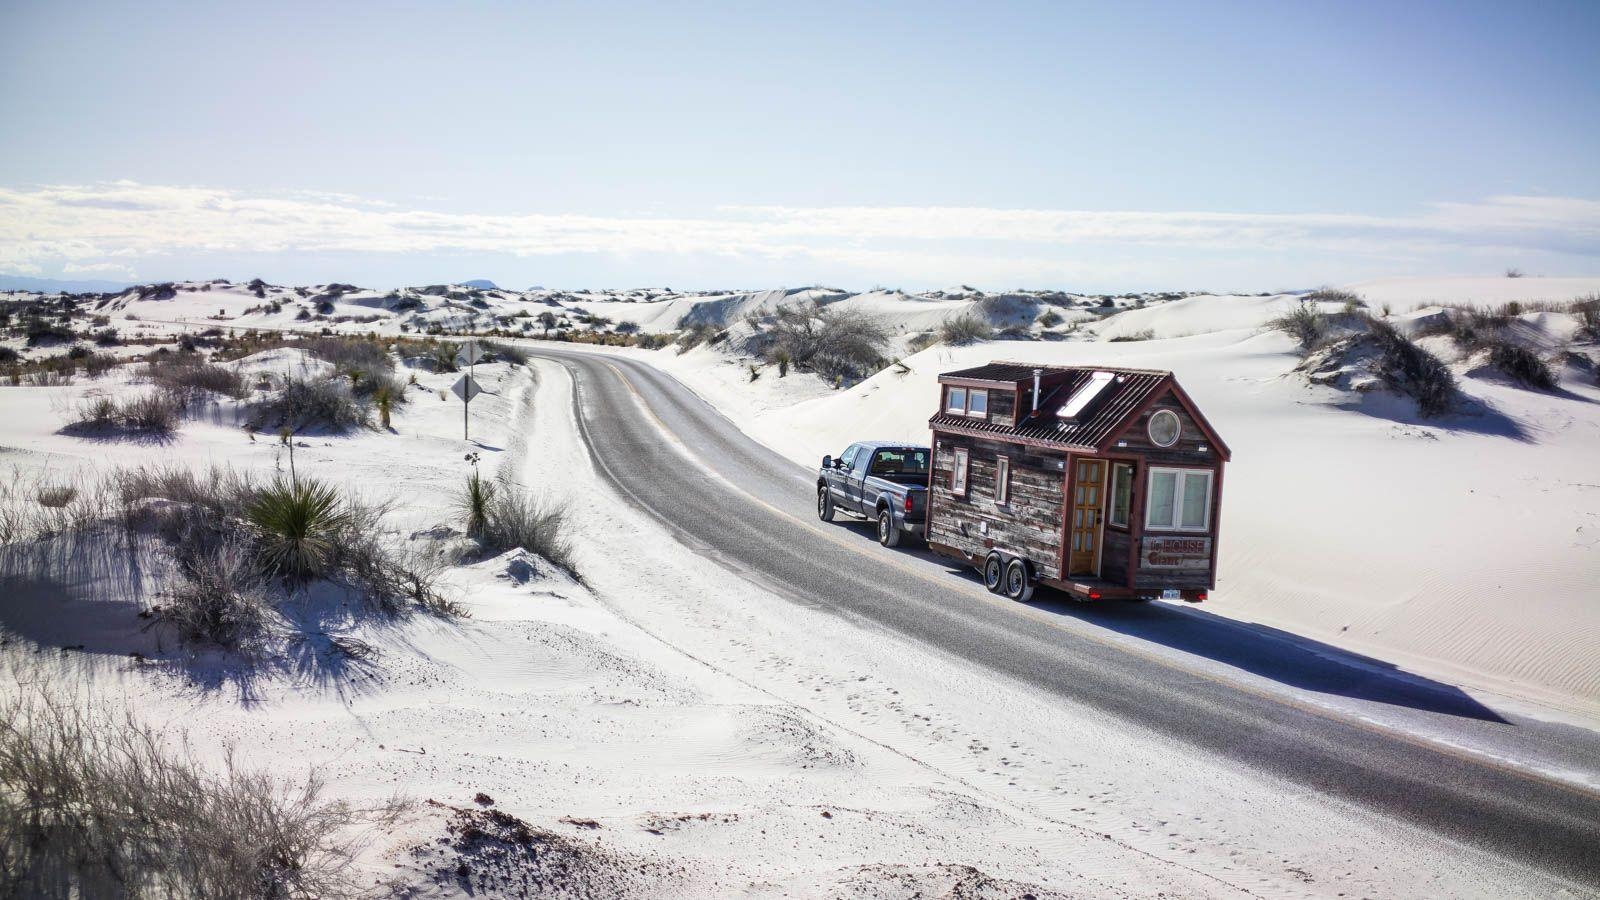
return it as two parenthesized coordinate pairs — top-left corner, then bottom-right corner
(982, 553), (1005, 593)
(817, 485), (835, 522)
(1004, 559), (1036, 603)
(877, 509), (902, 547)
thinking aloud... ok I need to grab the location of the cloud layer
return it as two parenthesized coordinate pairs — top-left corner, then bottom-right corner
(1, 181), (1596, 287)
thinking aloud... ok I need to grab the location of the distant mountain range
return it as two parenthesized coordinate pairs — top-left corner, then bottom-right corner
(458, 279), (498, 290)
(0, 274), (135, 294)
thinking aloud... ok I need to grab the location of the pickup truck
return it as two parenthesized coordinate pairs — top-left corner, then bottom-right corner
(817, 441), (930, 547)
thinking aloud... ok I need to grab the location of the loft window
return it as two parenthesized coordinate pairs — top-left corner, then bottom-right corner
(1146, 467), (1212, 532)
(995, 455), (1010, 504)
(967, 389), (988, 417)
(1108, 463), (1133, 527)
(1148, 409), (1181, 447)
(947, 386), (967, 414)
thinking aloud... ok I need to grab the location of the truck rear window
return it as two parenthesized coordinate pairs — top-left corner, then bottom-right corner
(870, 449), (929, 477)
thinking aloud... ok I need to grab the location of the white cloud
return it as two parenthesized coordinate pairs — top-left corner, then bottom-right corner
(0, 181), (1595, 285)
(61, 261), (137, 278)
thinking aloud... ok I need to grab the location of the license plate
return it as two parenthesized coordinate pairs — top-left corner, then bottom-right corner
(1161, 589), (1181, 600)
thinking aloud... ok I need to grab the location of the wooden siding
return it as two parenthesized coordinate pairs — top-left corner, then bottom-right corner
(1106, 392), (1217, 468)
(990, 389), (1017, 428)
(930, 433), (1066, 580)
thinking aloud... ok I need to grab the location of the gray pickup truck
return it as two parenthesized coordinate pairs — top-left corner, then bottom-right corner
(817, 441), (930, 547)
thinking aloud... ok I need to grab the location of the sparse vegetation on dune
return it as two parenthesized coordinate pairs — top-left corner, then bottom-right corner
(1269, 300), (1329, 351)
(1366, 317), (1458, 416)
(0, 688), (398, 899)
(938, 313), (993, 346)
(743, 303), (890, 384)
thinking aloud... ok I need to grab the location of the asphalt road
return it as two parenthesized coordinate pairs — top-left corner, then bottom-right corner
(529, 344), (1600, 889)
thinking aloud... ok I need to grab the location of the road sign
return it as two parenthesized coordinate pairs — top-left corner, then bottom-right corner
(451, 375), (483, 403)
(455, 341), (485, 368)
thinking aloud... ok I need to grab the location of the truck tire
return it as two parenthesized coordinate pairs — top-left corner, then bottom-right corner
(817, 485), (835, 522)
(877, 508), (902, 547)
(1004, 558), (1036, 603)
(982, 553), (1005, 593)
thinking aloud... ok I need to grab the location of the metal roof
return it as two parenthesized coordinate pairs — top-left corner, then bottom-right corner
(931, 366), (1170, 451)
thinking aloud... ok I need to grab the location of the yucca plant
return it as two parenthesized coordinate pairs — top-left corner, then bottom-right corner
(457, 469), (495, 540)
(373, 384), (394, 429)
(246, 479), (352, 581)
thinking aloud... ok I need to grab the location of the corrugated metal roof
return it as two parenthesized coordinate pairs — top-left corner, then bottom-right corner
(931, 366), (1169, 451)
(939, 362), (1052, 383)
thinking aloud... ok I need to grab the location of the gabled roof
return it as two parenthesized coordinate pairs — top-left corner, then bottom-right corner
(931, 363), (1229, 459)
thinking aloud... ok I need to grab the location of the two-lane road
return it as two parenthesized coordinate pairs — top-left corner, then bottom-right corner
(530, 344), (1600, 890)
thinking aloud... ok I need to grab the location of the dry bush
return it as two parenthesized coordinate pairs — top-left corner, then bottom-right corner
(143, 354), (249, 400)
(477, 481), (576, 576)
(68, 391), (181, 434)
(753, 304), (889, 383)
(1366, 317), (1457, 416)
(1268, 300), (1328, 351)
(162, 540), (276, 651)
(249, 376), (368, 432)
(0, 688), (396, 899)
(1489, 342), (1557, 390)
(1575, 294), (1600, 341)
(1304, 288), (1364, 308)
(1108, 329), (1156, 343)
(938, 314), (993, 346)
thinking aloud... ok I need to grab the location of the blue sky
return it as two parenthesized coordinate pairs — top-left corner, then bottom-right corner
(2, 0), (1597, 291)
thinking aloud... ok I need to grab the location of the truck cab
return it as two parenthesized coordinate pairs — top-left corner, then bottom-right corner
(817, 441), (930, 547)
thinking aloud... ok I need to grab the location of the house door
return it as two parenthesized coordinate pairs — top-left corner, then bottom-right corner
(1068, 459), (1106, 576)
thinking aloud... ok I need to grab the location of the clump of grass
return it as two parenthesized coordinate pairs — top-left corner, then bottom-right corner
(1367, 317), (1457, 416)
(1574, 294), (1600, 341)
(245, 478), (354, 582)
(1489, 342), (1557, 390)
(485, 341), (529, 365)
(938, 313), (993, 346)
(162, 540), (275, 651)
(482, 487), (575, 575)
(1037, 309), (1064, 328)
(1269, 300), (1328, 351)
(143, 354), (249, 400)
(35, 485), (78, 508)
(68, 391), (181, 434)
(248, 376), (368, 432)
(1108, 329), (1156, 343)
(0, 688), (396, 899)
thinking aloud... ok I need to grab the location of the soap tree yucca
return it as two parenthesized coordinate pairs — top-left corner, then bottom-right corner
(246, 479), (353, 581)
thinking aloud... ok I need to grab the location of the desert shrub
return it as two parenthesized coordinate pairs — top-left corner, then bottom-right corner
(1367, 317), (1456, 416)
(92, 327), (120, 346)
(938, 314), (993, 346)
(69, 391), (180, 433)
(1269, 300), (1328, 351)
(66, 343), (91, 360)
(249, 376), (367, 432)
(456, 469), (495, 540)
(1038, 309), (1064, 328)
(82, 353), (116, 378)
(1108, 329), (1156, 342)
(143, 354), (249, 400)
(162, 541), (275, 650)
(634, 332), (674, 350)
(35, 485), (78, 508)
(0, 690), (390, 899)
(481, 485), (575, 574)
(754, 304), (890, 383)
(485, 341), (529, 365)
(23, 318), (74, 345)
(0, 347), (19, 363)
(1489, 342), (1556, 390)
(907, 331), (938, 353)
(305, 336), (388, 373)
(614, 321), (641, 335)
(675, 323), (721, 354)
(245, 478), (354, 581)
(1304, 288), (1363, 308)
(1574, 294), (1600, 341)
(429, 345), (459, 373)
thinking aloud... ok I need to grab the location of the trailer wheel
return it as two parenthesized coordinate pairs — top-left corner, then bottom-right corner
(1004, 559), (1036, 603)
(817, 485), (834, 522)
(982, 553), (1005, 592)
(876, 508), (902, 547)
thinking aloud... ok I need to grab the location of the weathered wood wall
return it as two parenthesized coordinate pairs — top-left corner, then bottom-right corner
(989, 389), (1018, 428)
(1109, 394), (1215, 468)
(929, 433), (1066, 580)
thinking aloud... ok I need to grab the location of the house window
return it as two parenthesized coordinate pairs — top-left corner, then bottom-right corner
(967, 389), (988, 417)
(1145, 467), (1212, 532)
(1148, 409), (1181, 447)
(1108, 463), (1133, 527)
(995, 455), (1010, 504)
(947, 387), (967, 414)
(952, 447), (969, 496)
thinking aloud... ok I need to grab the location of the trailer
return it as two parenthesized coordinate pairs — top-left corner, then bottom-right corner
(925, 362), (1231, 603)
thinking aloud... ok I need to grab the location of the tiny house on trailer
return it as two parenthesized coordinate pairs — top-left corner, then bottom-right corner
(926, 362), (1230, 603)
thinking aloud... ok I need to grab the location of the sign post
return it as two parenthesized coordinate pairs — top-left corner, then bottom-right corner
(451, 373), (483, 440)
(452, 341), (486, 440)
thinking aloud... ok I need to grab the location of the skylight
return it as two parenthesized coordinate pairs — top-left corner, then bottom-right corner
(1057, 371), (1117, 421)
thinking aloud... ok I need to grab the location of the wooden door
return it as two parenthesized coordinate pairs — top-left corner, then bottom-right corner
(1068, 459), (1106, 576)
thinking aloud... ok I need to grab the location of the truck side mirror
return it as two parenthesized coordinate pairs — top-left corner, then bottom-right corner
(822, 455), (833, 470)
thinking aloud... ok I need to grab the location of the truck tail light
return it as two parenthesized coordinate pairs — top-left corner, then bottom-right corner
(1188, 591), (1207, 603)
(904, 494), (914, 513)
(1088, 590), (1102, 600)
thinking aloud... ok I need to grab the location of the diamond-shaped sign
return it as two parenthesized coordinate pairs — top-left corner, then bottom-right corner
(455, 341), (485, 368)
(450, 375), (483, 403)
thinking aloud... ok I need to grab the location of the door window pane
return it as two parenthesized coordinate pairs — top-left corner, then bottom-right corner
(1147, 471), (1177, 528)
(1108, 464), (1133, 527)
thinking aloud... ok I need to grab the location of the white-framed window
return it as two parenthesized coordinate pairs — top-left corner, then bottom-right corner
(995, 455), (1010, 504)
(967, 389), (988, 417)
(1146, 467), (1212, 532)
(1147, 409), (1181, 447)
(947, 386), (967, 414)
(952, 447), (969, 496)
(1108, 462), (1133, 527)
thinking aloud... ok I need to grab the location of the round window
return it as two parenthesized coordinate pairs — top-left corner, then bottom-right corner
(1147, 409), (1181, 447)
